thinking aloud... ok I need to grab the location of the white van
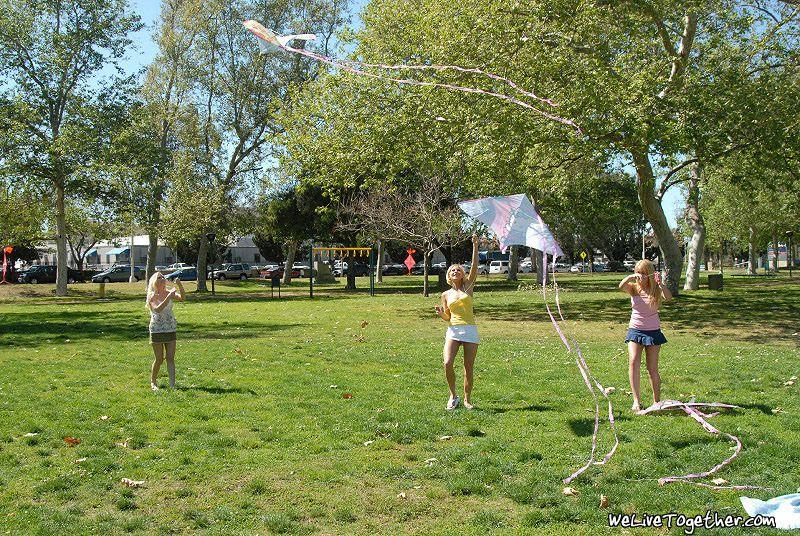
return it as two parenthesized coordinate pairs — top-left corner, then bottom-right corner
(489, 260), (510, 274)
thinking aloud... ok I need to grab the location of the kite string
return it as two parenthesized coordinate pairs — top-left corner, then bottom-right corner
(280, 44), (584, 134)
(548, 252), (619, 483)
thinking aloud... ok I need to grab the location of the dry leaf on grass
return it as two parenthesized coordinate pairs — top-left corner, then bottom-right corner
(121, 478), (145, 488)
(599, 495), (609, 508)
(115, 438), (131, 448)
(438, 435), (452, 441)
(363, 440), (374, 446)
(397, 492), (406, 499)
(63, 436), (81, 446)
(100, 415), (109, 421)
(342, 393), (353, 399)
(562, 487), (578, 496)
(23, 432), (38, 437)
(711, 478), (729, 486)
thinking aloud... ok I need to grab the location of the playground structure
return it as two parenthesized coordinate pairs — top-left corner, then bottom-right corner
(309, 246), (375, 298)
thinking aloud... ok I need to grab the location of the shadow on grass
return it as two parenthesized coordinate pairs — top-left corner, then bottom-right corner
(484, 404), (554, 414)
(0, 309), (306, 349)
(175, 385), (258, 396)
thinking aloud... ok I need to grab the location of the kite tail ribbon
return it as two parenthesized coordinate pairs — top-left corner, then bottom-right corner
(542, 251), (619, 484)
(639, 401), (767, 490)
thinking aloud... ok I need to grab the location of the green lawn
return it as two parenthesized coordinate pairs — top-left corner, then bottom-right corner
(0, 273), (798, 534)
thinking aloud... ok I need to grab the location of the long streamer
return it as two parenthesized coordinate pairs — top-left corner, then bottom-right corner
(243, 21), (583, 135)
(638, 400), (766, 490)
(543, 251), (619, 484)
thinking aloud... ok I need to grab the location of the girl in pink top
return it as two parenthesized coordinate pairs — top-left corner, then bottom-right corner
(618, 259), (673, 412)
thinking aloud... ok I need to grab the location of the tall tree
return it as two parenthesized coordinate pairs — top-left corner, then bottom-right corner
(0, 0), (141, 295)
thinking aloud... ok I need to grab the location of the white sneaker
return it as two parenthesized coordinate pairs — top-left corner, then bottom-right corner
(446, 396), (460, 410)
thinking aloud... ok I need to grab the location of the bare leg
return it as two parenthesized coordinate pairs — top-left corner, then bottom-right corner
(443, 339), (460, 407)
(628, 341), (644, 411)
(151, 343), (165, 390)
(462, 342), (477, 409)
(165, 340), (177, 389)
(644, 344), (661, 404)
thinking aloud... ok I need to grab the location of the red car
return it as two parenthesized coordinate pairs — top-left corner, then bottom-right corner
(260, 266), (301, 279)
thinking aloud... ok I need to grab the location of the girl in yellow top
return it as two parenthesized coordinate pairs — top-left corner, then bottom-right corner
(435, 234), (480, 410)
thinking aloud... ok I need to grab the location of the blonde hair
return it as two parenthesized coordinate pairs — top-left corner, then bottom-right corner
(633, 259), (662, 307)
(145, 271), (164, 309)
(446, 264), (468, 290)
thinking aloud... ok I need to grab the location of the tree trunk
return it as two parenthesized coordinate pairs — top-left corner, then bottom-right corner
(376, 239), (383, 283)
(683, 164), (705, 290)
(747, 227), (757, 275)
(54, 183), (69, 296)
(146, 230), (159, 280)
(345, 253), (357, 290)
(629, 146), (682, 296)
(507, 246), (519, 281)
(772, 233), (779, 271)
(196, 234), (209, 292)
(533, 249), (549, 285)
(283, 240), (298, 285)
(423, 250), (431, 297)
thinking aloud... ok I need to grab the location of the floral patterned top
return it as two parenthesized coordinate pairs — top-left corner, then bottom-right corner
(149, 296), (177, 334)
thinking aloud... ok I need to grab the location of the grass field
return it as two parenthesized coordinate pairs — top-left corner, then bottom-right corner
(0, 273), (798, 534)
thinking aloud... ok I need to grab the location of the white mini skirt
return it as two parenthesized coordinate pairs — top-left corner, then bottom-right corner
(446, 324), (480, 344)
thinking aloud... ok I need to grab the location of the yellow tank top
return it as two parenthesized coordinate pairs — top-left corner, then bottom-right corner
(448, 294), (476, 326)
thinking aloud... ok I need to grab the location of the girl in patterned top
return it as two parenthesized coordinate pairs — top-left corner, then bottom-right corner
(146, 271), (185, 391)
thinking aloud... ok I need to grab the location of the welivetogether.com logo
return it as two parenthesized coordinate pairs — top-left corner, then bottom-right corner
(608, 511), (775, 534)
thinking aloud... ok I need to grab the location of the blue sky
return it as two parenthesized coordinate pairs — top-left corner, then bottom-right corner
(121, 0), (682, 227)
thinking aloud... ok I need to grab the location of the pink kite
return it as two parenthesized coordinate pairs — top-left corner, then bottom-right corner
(242, 20), (583, 135)
(458, 194), (564, 257)
(458, 194), (617, 484)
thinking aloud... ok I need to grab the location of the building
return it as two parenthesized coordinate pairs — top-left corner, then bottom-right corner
(35, 235), (263, 269)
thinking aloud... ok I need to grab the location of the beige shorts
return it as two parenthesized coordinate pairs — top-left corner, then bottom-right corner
(150, 332), (177, 344)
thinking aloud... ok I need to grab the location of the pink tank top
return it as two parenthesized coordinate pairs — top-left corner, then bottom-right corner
(629, 291), (660, 330)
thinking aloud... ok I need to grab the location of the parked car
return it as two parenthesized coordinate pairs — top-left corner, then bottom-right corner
(623, 260), (636, 270)
(489, 260), (510, 274)
(519, 259), (533, 273)
(570, 263), (586, 273)
(209, 263), (258, 280)
(411, 262), (441, 275)
(382, 263), (407, 275)
(554, 262), (571, 273)
(17, 265), (87, 284)
(258, 264), (280, 277)
(261, 265), (301, 279)
(92, 265), (146, 283)
(463, 262), (489, 275)
(332, 261), (369, 277)
(165, 267), (197, 281)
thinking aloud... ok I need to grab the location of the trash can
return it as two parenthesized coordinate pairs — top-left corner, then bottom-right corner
(708, 273), (723, 291)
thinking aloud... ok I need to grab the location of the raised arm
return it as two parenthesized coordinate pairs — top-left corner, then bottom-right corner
(173, 280), (186, 302)
(466, 234), (479, 288)
(654, 272), (672, 301)
(150, 289), (176, 312)
(618, 274), (639, 294)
